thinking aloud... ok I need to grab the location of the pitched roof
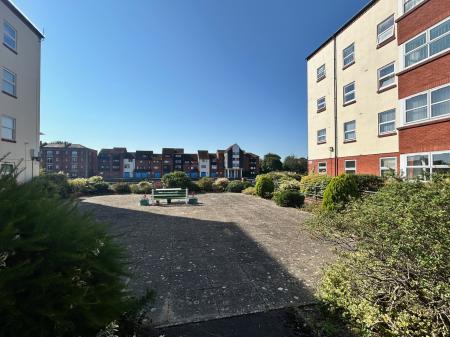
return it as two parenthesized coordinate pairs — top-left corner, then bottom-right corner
(42, 142), (89, 149)
(1, 0), (44, 39)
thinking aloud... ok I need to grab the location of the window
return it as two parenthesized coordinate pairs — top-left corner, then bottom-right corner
(404, 0), (424, 13)
(2, 68), (16, 96)
(343, 82), (355, 104)
(47, 158), (53, 164)
(378, 109), (396, 134)
(404, 84), (450, 123)
(380, 157), (397, 176)
(0, 163), (13, 175)
(317, 97), (326, 111)
(404, 18), (450, 68)
(378, 63), (395, 90)
(343, 43), (355, 67)
(318, 162), (327, 174)
(3, 21), (16, 51)
(317, 129), (326, 144)
(344, 120), (356, 141)
(1, 115), (15, 141)
(345, 160), (356, 174)
(47, 150), (53, 157)
(47, 164), (53, 171)
(403, 152), (450, 179)
(377, 15), (395, 45)
(317, 64), (326, 81)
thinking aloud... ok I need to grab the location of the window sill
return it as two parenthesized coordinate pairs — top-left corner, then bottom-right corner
(396, 0), (431, 23)
(376, 35), (396, 49)
(397, 116), (450, 130)
(1, 138), (16, 143)
(343, 139), (356, 144)
(317, 141), (327, 145)
(2, 90), (17, 99)
(377, 84), (397, 94)
(316, 76), (326, 83)
(342, 61), (355, 70)
(378, 132), (397, 138)
(398, 49), (450, 76)
(317, 107), (326, 113)
(343, 100), (356, 107)
(3, 42), (17, 54)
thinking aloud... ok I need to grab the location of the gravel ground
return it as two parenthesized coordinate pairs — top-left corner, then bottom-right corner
(79, 193), (335, 328)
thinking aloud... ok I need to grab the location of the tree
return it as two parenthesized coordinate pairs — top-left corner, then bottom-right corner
(261, 153), (283, 173)
(283, 156), (308, 174)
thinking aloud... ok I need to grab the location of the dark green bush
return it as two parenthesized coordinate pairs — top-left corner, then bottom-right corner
(189, 181), (201, 193)
(255, 174), (275, 198)
(0, 174), (131, 337)
(225, 180), (246, 193)
(33, 173), (71, 198)
(316, 180), (450, 337)
(196, 177), (214, 192)
(273, 190), (305, 208)
(322, 174), (359, 211)
(354, 174), (384, 192)
(161, 171), (191, 189)
(111, 182), (131, 194)
(68, 176), (111, 196)
(130, 181), (153, 194)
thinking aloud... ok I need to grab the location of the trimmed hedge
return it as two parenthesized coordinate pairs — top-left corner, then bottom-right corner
(322, 174), (359, 211)
(273, 190), (305, 208)
(255, 174), (275, 198)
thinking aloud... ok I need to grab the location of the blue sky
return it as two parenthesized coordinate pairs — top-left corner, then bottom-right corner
(15, 0), (368, 158)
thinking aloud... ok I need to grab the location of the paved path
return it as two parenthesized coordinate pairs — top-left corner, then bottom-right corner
(79, 193), (335, 328)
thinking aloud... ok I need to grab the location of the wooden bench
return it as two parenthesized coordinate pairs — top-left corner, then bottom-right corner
(151, 188), (189, 204)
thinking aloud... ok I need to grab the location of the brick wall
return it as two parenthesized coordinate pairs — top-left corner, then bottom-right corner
(399, 118), (450, 153)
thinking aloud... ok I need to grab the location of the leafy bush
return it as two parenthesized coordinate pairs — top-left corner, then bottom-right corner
(212, 178), (230, 192)
(69, 178), (89, 195)
(242, 186), (256, 195)
(196, 177), (214, 192)
(225, 180), (246, 193)
(299, 175), (332, 195)
(111, 182), (131, 194)
(273, 190), (305, 208)
(0, 174), (132, 337)
(322, 174), (359, 211)
(161, 171), (191, 189)
(277, 179), (302, 192)
(189, 181), (201, 193)
(317, 180), (450, 337)
(69, 176), (111, 196)
(130, 181), (153, 194)
(255, 174), (275, 198)
(354, 174), (384, 192)
(33, 173), (71, 198)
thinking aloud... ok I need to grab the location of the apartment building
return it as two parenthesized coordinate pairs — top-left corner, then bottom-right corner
(97, 147), (127, 179)
(307, 0), (449, 179)
(198, 150), (210, 177)
(41, 142), (97, 178)
(0, 0), (43, 182)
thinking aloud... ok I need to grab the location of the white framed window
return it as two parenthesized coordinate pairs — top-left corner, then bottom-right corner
(345, 160), (356, 174)
(3, 21), (16, 51)
(403, 0), (424, 14)
(403, 83), (450, 124)
(403, 17), (450, 69)
(1, 115), (15, 141)
(378, 109), (396, 135)
(317, 64), (326, 81)
(401, 151), (450, 180)
(1, 163), (14, 175)
(343, 43), (355, 67)
(380, 157), (397, 176)
(378, 62), (395, 90)
(317, 129), (326, 144)
(317, 96), (326, 111)
(318, 162), (327, 174)
(377, 15), (395, 45)
(343, 82), (355, 104)
(344, 120), (356, 141)
(2, 68), (16, 96)
(47, 164), (54, 170)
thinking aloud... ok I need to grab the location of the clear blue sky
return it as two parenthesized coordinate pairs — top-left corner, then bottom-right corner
(15, 0), (368, 158)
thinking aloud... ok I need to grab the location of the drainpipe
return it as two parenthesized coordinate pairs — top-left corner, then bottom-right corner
(333, 36), (338, 176)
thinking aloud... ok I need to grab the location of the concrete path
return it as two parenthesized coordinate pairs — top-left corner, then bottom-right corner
(79, 193), (335, 328)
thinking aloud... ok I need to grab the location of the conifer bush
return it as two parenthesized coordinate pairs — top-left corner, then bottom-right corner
(161, 171), (191, 189)
(0, 174), (132, 337)
(272, 190), (305, 207)
(255, 174), (275, 198)
(322, 174), (359, 211)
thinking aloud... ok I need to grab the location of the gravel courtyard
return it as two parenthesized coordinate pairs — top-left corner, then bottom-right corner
(79, 193), (335, 328)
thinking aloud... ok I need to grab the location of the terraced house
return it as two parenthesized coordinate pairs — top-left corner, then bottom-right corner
(306, 0), (450, 178)
(0, 0), (43, 182)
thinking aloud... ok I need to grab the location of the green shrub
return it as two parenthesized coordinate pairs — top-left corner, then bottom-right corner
(255, 174), (275, 198)
(161, 171), (191, 189)
(273, 190), (305, 208)
(212, 178), (230, 192)
(111, 182), (131, 194)
(189, 181), (201, 193)
(225, 180), (246, 193)
(299, 175), (332, 195)
(0, 174), (132, 337)
(68, 176), (111, 196)
(242, 186), (256, 195)
(69, 178), (89, 195)
(277, 179), (302, 192)
(322, 174), (359, 211)
(354, 174), (384, 192)
(130, 181), (153, 194)
(33, 173), (71, 198)
(317, 180), (450, 336)
(197, 177), (214, 192)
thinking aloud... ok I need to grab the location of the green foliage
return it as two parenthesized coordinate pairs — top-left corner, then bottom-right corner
(188, 181), (201, 193)
(111, 182), (131, 194)
(33, 173), (71, 198)
(322, 174), (359, 211)
(354, 174), (384, 192)
(225, 180), (249, 193)
(261, 153), (283, 173)
(0, 174), (132, 337)
(277, 179), (302, 192)
(255, 174), (275, 198)
(242, 186), (256, 195)
(130, 181), (153, 194)
(196, 177), (214, 192)
(283, 155), (308, 174)
(161, 171), (191, 189)
(212, 178), (230, 192)
(315, 180), (450, 336)
(273, 190), (305, 208)
(299, 175), (332, 195)
(68, 176), (110, 196)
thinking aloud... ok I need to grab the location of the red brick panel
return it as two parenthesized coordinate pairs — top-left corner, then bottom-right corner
(398, 53), (450, 98)
(397, 0), (450, 45)
(399, 118), (450, 153)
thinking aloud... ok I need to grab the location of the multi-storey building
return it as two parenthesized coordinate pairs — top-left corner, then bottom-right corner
(198, 150), (210, 177)
(306, 0), (449, 179)
(97, 147), (127, 179)
(123, 152), (135, 178)
(41, 142), (97, 178)
(0, 0), (43, 182)
(134, 151), (153, 179)
(243, 152), (260, 178)
(183, 153), (199, 179)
